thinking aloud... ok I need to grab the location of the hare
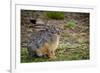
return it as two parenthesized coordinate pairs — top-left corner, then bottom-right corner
(27, 19), (60, 59)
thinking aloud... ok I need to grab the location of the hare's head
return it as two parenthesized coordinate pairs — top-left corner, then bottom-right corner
(45, 25), (60, 35)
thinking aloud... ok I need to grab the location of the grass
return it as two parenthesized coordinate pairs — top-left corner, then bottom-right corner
(65, 20), (77, 29)
(46, 12), (64, 20)
(21, 43), (89, 63)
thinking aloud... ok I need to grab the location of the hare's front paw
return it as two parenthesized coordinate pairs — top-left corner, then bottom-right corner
(49, 56), (57, 60)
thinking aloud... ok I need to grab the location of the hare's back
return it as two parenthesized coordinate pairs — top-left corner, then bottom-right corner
(27, 31), (47, 50)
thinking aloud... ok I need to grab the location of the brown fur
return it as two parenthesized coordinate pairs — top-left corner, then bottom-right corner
(36, 34), (60, 59)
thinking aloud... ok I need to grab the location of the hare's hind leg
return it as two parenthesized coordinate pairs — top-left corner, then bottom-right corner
(36, 47), (48, 58)
(37, 42), (56, 59)
(36, 49), (43, 57)
(41, 42), (54, 59)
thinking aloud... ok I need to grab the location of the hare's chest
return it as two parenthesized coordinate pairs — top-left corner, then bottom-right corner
(50, 35), (60, 50)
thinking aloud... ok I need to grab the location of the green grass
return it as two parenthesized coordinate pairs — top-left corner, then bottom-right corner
(21, 43), (89, 63)
(46, 12), (64, 20)
(65, 20), (77, 29)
